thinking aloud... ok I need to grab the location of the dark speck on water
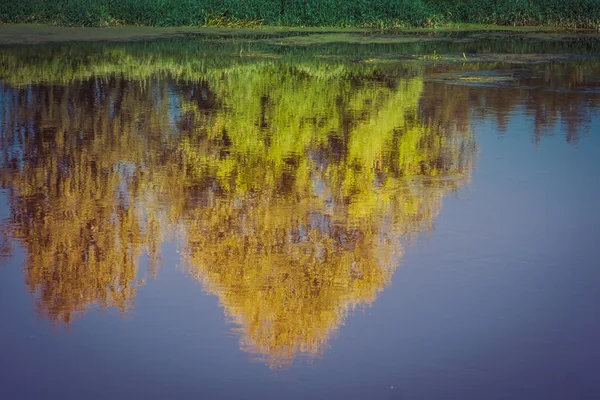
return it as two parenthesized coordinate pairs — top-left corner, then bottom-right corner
(0, 30), (599, 400)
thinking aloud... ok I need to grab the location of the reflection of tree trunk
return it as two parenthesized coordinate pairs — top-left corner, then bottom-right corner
(112, 77), (127, 117)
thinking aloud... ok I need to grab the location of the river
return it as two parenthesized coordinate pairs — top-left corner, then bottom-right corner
(0, 30), (599, 400)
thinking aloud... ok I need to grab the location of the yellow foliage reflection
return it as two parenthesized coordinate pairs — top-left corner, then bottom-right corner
(0, 56), (474, 364)
(176, 64), (473, 366)
(0, 79), (168, 325)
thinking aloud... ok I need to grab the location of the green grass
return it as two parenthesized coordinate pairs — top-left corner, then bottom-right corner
(0, 0), (599, 29)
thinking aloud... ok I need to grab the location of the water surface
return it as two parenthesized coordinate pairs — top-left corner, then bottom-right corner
(0, 34), (599, 399)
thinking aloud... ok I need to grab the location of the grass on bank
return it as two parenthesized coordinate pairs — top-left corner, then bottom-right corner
(1, 0), (600, 29)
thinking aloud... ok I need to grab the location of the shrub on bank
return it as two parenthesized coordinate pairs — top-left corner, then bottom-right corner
(1, 0), (599, 28)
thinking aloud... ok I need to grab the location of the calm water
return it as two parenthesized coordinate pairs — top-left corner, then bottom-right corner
(0, 33), (599, 400)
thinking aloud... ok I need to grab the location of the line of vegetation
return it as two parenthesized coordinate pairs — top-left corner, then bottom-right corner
(1, 0), (599, 29)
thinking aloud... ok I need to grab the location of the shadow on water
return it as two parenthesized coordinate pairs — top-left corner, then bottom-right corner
(0, 37), (597, 368)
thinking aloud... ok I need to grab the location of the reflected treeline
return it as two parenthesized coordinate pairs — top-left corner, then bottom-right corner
(2, 39), (594, 366)
(424, 62), (600, 144)
(0, 55), (474, 365)
(2, 38), (597, 143)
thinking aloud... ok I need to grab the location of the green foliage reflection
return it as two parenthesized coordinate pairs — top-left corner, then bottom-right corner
(0, 52), (475, 365)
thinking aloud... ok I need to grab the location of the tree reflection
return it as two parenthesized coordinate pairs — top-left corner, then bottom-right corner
(423, 62), (600, 144)
(171, 65), (473, 366)
(0, 59), (475, 364)
(0, 79), (169, 325)
(15, 44), (600, 365)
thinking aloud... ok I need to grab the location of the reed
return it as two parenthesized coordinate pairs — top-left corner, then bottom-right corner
(1, 0), (599, 29)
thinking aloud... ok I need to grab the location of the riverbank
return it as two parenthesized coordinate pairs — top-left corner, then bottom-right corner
(1, 0), (599, 29)
(2, 23), (600, 46)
